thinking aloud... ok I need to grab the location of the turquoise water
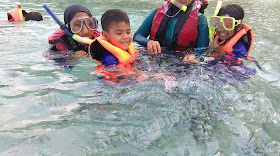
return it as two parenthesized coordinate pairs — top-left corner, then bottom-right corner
(1, 0), (280, 155)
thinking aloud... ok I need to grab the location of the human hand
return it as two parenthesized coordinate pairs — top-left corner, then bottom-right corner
(73, 50), (86, 59)
(183, 54), (199, 63)
(209, 40), (226, 59)
(147, 40), (161, 54)
(209, 40), (220, 50)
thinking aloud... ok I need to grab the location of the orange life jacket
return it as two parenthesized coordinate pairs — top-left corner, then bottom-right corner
(88, 36), (138, 65)
(212, 24), (254, 65)
(8, 9), (25, 22)
(214, 24), (254, 56)
(94, 63), (136, 86)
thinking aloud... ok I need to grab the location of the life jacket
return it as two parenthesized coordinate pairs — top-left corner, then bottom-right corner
(48, 28), (101, 51)
(88, 36), (138, 65)
(215, 24), (254, 55)
(213, 24), (255, 66)
(150, 0), (203, 48)
(8, 9), (25, 22)
(94, 63), (136, 86)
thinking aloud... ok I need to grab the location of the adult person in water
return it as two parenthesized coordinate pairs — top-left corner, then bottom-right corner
(133, 0), (209, 55)
(48, 4), (100, 59)
(7, 8), (43, 22)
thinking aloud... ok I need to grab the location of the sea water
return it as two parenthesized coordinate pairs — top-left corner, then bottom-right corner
(0, 0), (280, 155)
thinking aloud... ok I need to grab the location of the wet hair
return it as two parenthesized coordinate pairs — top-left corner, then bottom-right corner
(64, 5), (92, 24)
(101, 9), (130, 32)
(218, 4), (244, 20)
(25, 12), (43, 21)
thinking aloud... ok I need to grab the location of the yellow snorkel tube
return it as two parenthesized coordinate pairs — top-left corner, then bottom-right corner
(17, 3), (24, 21)
(170, 0), (188, 12)
(209, 0), (223, 42)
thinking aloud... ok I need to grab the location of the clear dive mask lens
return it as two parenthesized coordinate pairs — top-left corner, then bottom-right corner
(210, 16), (241, 31)
(68, 17), (98, 33)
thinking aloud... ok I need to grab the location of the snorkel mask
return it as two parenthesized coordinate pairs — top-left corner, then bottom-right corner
(210, 15), (242, 31)
(209, 0), (224, 42)
(66, 17), (98, 33)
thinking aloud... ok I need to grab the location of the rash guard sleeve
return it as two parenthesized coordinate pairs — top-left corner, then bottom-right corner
(193, 13), (209, 56)
(133, 9), (157, 47)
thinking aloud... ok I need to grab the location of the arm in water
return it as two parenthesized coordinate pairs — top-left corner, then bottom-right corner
(133, 9), (161, 54)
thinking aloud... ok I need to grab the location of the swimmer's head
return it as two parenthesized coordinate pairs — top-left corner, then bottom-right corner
(25, 12), (43, 21)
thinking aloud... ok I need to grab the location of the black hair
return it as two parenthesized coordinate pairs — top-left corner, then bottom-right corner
(64, 5), (92, 24)
(218, 4), (244, 20)
(101, 9), (130, 32)
(25, 12), (43, 21)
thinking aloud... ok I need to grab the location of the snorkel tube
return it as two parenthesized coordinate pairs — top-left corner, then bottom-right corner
(17, 3), (24, 21)
(43, 4), (93, 45)
(209, 0), (223, 43)
(170, 0), (187, 12)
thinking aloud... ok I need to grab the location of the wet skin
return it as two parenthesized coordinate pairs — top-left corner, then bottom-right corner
(102, 21), (132, 50)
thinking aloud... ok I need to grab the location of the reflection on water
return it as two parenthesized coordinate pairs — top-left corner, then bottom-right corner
(0, 0), (280, 155)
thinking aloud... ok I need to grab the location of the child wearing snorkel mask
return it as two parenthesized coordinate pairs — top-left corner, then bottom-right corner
(48, 5), (100, 58)
(184, 4), (254, 66)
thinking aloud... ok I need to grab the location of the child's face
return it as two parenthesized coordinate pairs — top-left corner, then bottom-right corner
(215, 24), (236, 41)
(71, 12), (94, 39)
(103, 22), (132, 50)
(215, 16), (236, 41)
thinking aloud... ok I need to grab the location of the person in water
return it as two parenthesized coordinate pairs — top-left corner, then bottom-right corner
(133, 0), (209, 54)
(88, 9), (138, 66)
(48, 4), (100, 59)
(7, 8), (43, 22)
(183, 4), (254, 66)
(87, 9), (176, 86)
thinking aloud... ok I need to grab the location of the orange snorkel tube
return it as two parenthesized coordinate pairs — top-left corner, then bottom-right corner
(209, 0), (223, 43)
(17, 3), (24, 21)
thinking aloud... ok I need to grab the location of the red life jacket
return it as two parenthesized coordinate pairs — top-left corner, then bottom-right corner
(8, 9), (25, 22)
(48, 28), (100, 51)
(88, 36), (138, 65)
(213, 24), (254, 65)
(150, 0), (203, 48)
